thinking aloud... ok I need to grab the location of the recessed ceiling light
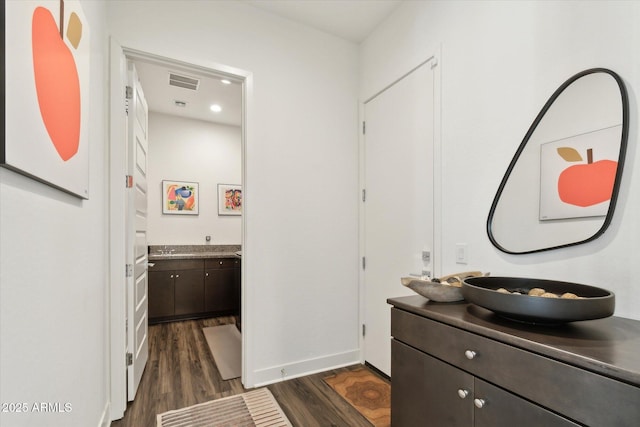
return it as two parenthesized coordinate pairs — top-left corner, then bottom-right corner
(210, 104), (222, 113)
(220, 79), (231, 85)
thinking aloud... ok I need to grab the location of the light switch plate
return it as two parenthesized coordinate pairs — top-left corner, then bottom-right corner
(456, 243), (468, 264)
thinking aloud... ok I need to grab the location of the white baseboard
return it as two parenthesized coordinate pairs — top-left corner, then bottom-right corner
(251, 349), (360, 388)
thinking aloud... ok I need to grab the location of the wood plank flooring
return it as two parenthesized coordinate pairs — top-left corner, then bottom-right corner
(111, 317), (383, 427)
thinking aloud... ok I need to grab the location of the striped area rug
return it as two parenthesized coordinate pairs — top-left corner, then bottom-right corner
(157, 388), (292, 427)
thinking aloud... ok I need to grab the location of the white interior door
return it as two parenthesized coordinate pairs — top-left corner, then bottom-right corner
(126, 62), (149, 401)
(363, 60), (436, 375)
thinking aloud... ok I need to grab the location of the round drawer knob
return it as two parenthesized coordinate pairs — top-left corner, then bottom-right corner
(457, 389), (469, 399)
(176, 274), (180, 278)
(474, 398), (485, 409)
(464, 350), (477, 360)
(219, 261), (223, 265)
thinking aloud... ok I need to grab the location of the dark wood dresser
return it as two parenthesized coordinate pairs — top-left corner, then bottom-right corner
(388, 295), (640, 427)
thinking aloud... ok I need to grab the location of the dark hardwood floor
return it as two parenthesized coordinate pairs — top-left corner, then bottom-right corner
(111, 316), (379, 427)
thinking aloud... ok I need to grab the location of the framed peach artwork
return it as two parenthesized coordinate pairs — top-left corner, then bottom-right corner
(2, 0), (91, 199)
(163, 181), (199, 215)
(539, 126), (621, 221)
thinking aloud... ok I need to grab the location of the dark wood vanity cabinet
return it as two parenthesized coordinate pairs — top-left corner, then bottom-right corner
(205, 258), (240, 313)
(389, 296), (640, 427)
(148, 269), (175, 318)
(149, 256), (240, 323)
(174, 268), (205, 315)
(148, 259), (204, 320)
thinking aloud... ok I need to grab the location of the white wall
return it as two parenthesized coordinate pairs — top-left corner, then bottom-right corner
(108, 1), (360, 386)
(0, 1), (111, 426)
(361, 0), (640, 320)
(147, 112), (242, 245)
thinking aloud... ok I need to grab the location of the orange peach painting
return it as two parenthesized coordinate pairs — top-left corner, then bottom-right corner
(32, 0), (82, 161)
(556, 147), (617, 208)
(539, 126), (620, 221)
(3, 0), (91, 199)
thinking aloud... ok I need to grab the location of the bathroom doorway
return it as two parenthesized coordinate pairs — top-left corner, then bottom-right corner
(108, 41), (251, 421)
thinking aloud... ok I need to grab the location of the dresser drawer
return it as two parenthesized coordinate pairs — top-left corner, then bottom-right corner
(391, 308), (640, 426)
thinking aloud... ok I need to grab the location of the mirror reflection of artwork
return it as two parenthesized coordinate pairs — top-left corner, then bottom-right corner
(162, 180), (199, 215)
(487, 68), (628, 254)
(218, 184), (242, 216)
(540, 126), (620, 220)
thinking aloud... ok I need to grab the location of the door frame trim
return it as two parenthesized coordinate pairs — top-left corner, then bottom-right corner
(108, 41), (253, 420)
(358, 46), (442, 363)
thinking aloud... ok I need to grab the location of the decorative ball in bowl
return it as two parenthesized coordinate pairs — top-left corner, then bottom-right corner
(462, 276), (615, 323)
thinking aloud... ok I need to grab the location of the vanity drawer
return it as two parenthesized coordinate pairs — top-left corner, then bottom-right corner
(205, 257), (239, 269)
(148, 259), (203, 271)
(391, 308), (640, 426)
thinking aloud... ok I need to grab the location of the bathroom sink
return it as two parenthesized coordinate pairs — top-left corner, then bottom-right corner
(462, 277), (615, 324)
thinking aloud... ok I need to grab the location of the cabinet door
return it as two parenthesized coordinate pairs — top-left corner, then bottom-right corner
(174, 269), (204, 316)
(148, 271), (174, 318)
(474, 379), (579, 427)
(392, 339), (473, 427)
(204, 268), (237, 313)
(235, 259), (241, 314)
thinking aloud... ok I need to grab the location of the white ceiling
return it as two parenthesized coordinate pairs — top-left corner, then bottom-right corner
(134, 0), (403, 127)
(134, 60), (243, 127)
(243, 0), (403, 43)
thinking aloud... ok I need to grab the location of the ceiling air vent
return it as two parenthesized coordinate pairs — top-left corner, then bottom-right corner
(168, 73), (200, 90)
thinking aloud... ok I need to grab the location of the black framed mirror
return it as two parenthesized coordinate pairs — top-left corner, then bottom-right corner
(488, 68), (629, 254)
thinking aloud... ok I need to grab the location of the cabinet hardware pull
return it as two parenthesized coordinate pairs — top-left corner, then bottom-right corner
(170, 274), (174, 278)
(474, 398), (485, 409)
(206, 273), (209, 276)
(176, 274), (180, 278)
(457, 389), (469, 399)
(464, 350), (477, 360)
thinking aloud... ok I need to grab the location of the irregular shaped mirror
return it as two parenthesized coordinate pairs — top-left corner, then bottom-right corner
(488, 68), (629, 254)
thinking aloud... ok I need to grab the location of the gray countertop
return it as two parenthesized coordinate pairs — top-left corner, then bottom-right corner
(148, 251), (240, 261)
(148, 244), (241, 261)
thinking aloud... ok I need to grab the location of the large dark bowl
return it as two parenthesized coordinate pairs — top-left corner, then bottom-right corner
(462, 277), (615, 324)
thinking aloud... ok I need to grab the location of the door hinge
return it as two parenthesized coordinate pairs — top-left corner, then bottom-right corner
(362, 121), (366, 135)
(362, 189), (366, 202)
(125, 175), (133, 188)
(126, 264), (133, 277)
(126, 352), (133, 366)
(362, 324), (366, 337)
(125, 86), (132, 116)
(362, 256), (366, 270)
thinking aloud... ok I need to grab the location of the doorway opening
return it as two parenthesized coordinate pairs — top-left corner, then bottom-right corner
(108, 43), (251, 421)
